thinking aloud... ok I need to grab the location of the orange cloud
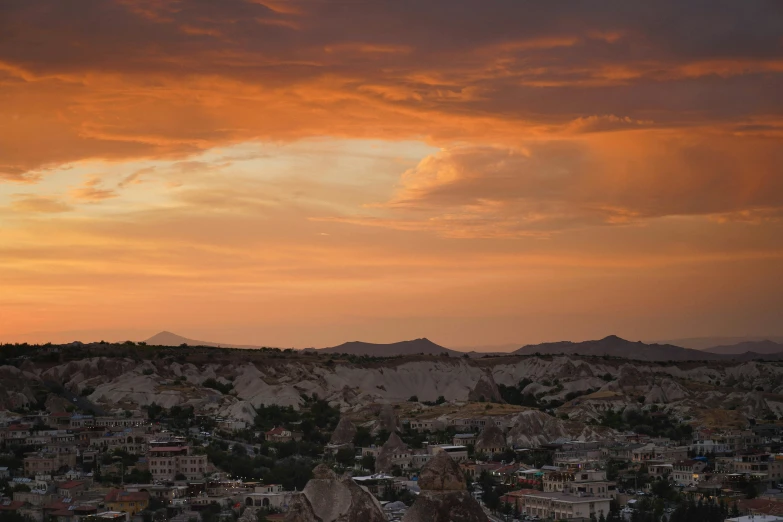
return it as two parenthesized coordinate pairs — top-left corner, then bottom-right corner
(70, 177), (118, 202)
(9, 194), (73, 214)
(319, 129), (783, 238)
(1, 1), (782, 345)
(0, 1), (780, 179)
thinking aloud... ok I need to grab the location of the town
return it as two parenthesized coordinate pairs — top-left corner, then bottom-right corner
(3, 387), (783, 522)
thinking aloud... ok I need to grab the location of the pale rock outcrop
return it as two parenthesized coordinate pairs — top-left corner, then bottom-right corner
(11, 352), (783, 434)
(221, 401), (258, 424)
(284, 464), (385, 522)
(507, 410), (615, 447)
(474, 424), (507, 454)
(330, 417), (357, 446)
(467, 371), (504, 403)
(238, 507), (260, 522)
(0, 366), (34, 409)
(402, 452), (485, 522)
(375, 403), (401, 433)
(645, 378), (690, 403)
(375, 432), (409, 473)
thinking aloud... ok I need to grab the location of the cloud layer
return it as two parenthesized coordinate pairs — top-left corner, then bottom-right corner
(0, 1), (782, 344)
(1, 1), (782, 176)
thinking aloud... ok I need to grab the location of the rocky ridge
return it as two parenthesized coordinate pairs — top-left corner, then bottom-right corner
(284, 464), (386, 522)
(330, 417), (357, 446)
(5, 350), (783, 442)
(375, 432), (410, 473)
(401, 452), (486, 522)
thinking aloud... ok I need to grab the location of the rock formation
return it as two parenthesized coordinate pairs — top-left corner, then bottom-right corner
(474, 423), (507, 454)
(506, 409), (615, 447)
(330, 416), (357, 446)
(467, 371), (504, 403)
(376, 403), (401, 433)
(375, 432), (409, 473)
(238, 507), (260, 522)
(284, 464), (386, 522)
(7, 347), (783, 434)
(401, 452), (486, 522)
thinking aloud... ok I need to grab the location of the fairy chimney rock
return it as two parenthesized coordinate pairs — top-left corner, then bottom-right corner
(330, 416), (357, 446)
(401, 453), (486, 522)
(284, 464), (385, 522)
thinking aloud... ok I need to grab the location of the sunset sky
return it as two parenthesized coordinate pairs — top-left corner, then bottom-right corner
(1, 1), (782, 348)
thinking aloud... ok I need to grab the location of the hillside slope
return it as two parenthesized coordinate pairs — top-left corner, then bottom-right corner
(6, 345), (783, 438)
(144, 331), (266, 349)
(704, 340), (783, 355)
(317, 338), (459, 357)
(513, 335), (722, 361)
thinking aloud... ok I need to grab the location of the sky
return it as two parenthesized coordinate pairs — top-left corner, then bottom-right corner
(1, 0), (782, 348)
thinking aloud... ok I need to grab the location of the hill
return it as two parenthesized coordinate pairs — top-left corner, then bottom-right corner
(657, 336), (783, 350)
(704, 340), (783, 355)
(317, 338), (459, 357)
(512, 335), (723, 361)
(144, 331), (265, 349)
(5, 341), (783, 436)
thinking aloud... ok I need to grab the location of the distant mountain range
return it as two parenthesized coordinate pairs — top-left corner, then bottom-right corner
(142, 331), (783, 361)
(316, 338), (460, 357)
(655, 336), (783, 350)
(512, 335), (719, 361)
(703, 340), (783, 355)
(144, 331), (266, 349)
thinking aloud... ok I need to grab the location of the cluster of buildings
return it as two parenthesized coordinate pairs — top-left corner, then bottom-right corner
(489, 424), (783, 519)
(7, 403), (783, 521)
(0, 406), (338, 522)
(0, 411), (273, 522)
(392, 411), (783, 519)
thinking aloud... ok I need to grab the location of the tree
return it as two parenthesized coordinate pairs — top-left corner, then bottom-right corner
(199, 502), (222, 522)
(125, 469), (153, 483)
(408, 395), (418, 402)
(353, 426), (373, 448)
(336, 447), (355, 467)
(360, 454), (376, 472)
(0, 512), (36, 522)
(145, 402), (164, 421)
(148, 498), (166, 511)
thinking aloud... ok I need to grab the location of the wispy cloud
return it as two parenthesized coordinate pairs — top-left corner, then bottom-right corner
(118, 166), (155, 189)
(9, 194), (73, 214)
(70, 177), (118, 202)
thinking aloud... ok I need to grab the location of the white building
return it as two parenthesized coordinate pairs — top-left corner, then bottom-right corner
(243, 484), (291, 510)
(429, 445), (468, 463)
(147, 445), (207, 481)
(506, 490), (611, 520)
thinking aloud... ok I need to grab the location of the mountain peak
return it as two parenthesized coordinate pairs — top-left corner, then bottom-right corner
(513, 335), (718, 361)
(320, 338), (456, 357)
(144, 331), (264, 349)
